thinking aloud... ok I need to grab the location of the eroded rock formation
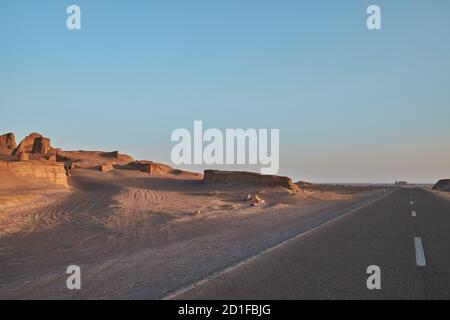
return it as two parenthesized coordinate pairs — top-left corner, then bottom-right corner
(0, 133), (16, 155)
(31, 136), (53, 155)
(203, 170), (298, 190)
(0, 160), (68, 187)
(13, 132), (56, 156)
(1, 131), (199, 185)
(57, 150), (134, 169)
(432, 179), (450, 192)
(118, 161), (180, 175)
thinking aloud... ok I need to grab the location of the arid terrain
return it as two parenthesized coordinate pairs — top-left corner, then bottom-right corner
(0, 132), (387, 299)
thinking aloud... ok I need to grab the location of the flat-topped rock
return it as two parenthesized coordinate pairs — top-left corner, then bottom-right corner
(203, 170), (298, 190)
(432, 179), (450, 192)
(1, 160), (68, 187)
(119, 160), (180, 175)
(57, 150), (134, 168)
(116, 160), (200, 177)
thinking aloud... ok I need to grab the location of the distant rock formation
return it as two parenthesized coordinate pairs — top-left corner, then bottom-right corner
(57, 150), (134, 168)
(296, 180), (313, 188)
(432, 179), (450, 192)
(104, 151), (120, 158)
(13, 132), (56, 156)
(118, 160), (182, 175)
(0, 133), (16, 155)
(1, 131), (200, 185)
(203, 170), (298, 190)
(114, 160), (201, 177)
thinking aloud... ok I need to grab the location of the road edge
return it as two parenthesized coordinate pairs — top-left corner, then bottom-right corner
(422, 187), (450, 202)
(163, 188), (397, 300)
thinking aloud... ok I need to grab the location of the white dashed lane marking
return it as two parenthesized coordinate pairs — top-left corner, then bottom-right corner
(414, 237), (427, 267)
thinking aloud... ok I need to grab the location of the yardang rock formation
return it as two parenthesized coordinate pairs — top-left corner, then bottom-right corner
(0, 133), (17, 155)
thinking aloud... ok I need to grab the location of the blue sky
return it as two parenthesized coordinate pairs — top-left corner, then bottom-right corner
(1, 0), (450, 183)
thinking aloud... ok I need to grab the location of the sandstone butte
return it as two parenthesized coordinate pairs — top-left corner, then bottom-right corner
(203, 170), (299, 191)
(0, 160), (69, 187)
(116, 160), (199, 176)
(0, 132), (68, 187)
(432, 179), (450, 192)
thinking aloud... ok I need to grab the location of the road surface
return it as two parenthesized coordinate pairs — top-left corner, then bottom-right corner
(173, 188), (450, 299)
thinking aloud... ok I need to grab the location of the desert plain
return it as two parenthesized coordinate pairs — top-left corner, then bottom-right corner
(0, 132), (387, 299)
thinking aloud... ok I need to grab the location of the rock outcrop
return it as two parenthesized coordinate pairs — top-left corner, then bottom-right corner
(203, 170), (298, 190)
(18, 152), (30, 161)
(100, 163), (114, 172)
(13, 132), (56, 156)
(432, 179), (450, 192)
(118, 161), (181, 175)
(115, 160), (201, 177)
(0, 133), (17, 155)
(31, 136), (53, 155)
(57, 150), (134, 169)
(296, 180), (313, 188)
(1, 131), (201, 182)
(242, 193), (266, 207)
(0, 160), (68, 187)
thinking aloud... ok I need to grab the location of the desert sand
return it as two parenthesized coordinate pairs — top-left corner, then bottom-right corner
(0, 132), (385, 299)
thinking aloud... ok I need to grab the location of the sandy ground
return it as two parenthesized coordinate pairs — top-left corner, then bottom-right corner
(0, 168), (384, 299)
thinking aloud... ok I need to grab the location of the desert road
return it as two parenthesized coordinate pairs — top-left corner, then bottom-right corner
(173, 188), (450, 300)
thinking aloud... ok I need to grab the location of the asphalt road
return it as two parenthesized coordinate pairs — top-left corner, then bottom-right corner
(173, 188), (450, 299)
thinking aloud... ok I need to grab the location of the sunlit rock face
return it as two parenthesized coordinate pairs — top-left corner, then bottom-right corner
(0, 133), (16, 155)
(0, 160), (69, 187)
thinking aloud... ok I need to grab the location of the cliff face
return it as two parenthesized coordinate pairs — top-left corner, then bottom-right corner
(0, 133), (16, 155)
(203, 170), (298, 190)
(0, 160), (68, 187)
(432, 179), (450, 192)
(31, 136), (54, 155)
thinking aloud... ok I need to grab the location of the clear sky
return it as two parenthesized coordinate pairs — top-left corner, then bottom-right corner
(1, 0), (449, 183)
